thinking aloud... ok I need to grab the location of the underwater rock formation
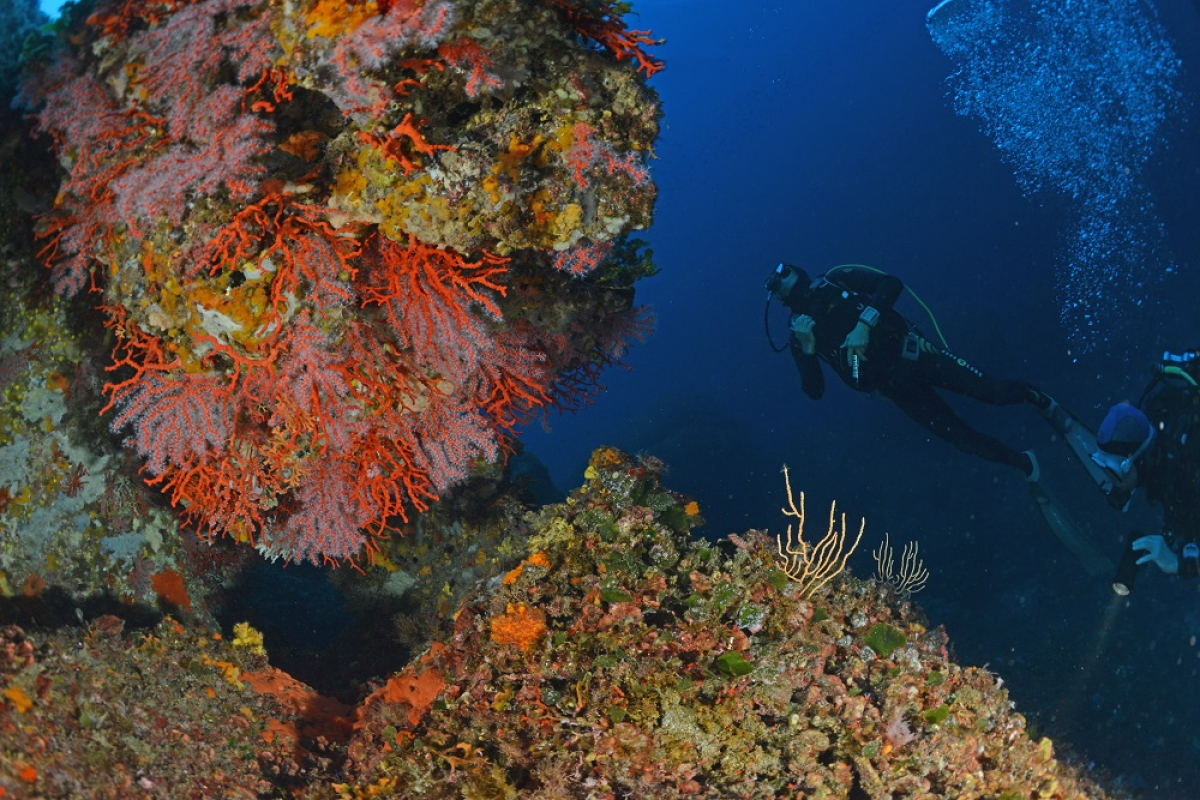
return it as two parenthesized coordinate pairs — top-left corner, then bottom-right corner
(1, 97), (225, 613)
(0, 448), (1123, 798)
(15, 0), (660, 565)
(339, 448), (1119, 799)
(0, 615), (349, 796)
(0, 0), (44, 103)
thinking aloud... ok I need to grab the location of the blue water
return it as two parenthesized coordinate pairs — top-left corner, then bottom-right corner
(522, 1), (1200, 796)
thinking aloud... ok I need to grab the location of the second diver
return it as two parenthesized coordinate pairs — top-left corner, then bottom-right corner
(766, 263), (1055, 479)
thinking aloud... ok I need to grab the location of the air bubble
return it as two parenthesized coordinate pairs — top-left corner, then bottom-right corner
(928, 0), (1181, 353)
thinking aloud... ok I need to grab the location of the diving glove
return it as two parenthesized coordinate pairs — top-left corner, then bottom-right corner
(790, 314), (816, 355)
(1132, 534), (1179, 575)
(840, 322), (870, 362)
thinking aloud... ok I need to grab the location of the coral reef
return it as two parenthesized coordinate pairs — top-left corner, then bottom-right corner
(17, 0), (660, 564)
(0, 616), (347, 796)
(336, 448), (1119, 799)
(0, 448), (1122, 798)
(0, 3), (1129, 796)
(0, 105), (236, 615)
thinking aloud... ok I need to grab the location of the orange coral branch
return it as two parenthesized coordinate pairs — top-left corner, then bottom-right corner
(355, 113), (454, 175)
(541, 0), (665, 77)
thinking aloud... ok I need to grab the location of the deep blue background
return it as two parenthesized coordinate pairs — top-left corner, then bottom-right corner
(522, 1), (1200, 797)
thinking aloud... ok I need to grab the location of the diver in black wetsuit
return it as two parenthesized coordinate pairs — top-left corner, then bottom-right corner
(1092, 354), (1200, 581)
(765, 263), (1053, 479)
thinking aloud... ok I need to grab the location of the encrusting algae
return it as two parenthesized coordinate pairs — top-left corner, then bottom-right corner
(334, 448), (1122, 799)
(0, 448), (1128, 797)
(13, 0), (662, 566)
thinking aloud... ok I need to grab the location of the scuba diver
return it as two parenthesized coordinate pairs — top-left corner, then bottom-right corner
(1032, 348), (1200, 589)
(765, 263), (1055, 479)
(1085, 352), (1200, 585)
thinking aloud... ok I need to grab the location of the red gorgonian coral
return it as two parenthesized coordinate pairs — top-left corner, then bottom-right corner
(21, 0), (660, 564)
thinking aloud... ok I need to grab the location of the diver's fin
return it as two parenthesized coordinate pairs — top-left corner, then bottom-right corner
(1041, 402), (1121, 496)
(1028, 480), (1114, 576)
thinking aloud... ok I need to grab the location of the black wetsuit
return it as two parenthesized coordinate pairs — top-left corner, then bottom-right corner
(789, 266), (1040, 473)
(1137, 378), (1200, 574)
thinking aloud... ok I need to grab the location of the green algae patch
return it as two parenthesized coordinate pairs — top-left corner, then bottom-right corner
(924, 704), (952, 725)
(865, 623), (907, 657)
(768, 569), (790, 591)
(599, 586), (634, 604)
(715, 651), (754, 677)
(659, 504), (692, 533)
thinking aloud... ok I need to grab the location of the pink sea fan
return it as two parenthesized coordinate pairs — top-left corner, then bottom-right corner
(110, 90), (272, 225)
(270, 317), (358, 452)
(266, 460), (371, 564)
(598, 305), (656, 361)
(344, 0), (455, 69)
(26, 0), (279, 290)
(360, 233), (508, 387)
(328, 0), (456, 118)
(23, 60), (149, 295)
(134, 0), (276, 127)
(413, 393), (500, 491)
(108, 370), (233, 477)
(553, 239), (613, 277)
(564, 121), (650, 190)
(21, 58), (120, 151)
(110, 0), (278, 224)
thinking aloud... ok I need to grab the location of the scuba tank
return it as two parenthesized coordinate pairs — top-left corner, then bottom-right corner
(1138, 349), (1200, 461)
(1108, 349), (1200, 594)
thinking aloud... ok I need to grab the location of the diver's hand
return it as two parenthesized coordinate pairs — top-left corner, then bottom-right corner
(1132, 534), (1180, 574)
(790, 314), (816, 355)
(840, 321), (871, 362)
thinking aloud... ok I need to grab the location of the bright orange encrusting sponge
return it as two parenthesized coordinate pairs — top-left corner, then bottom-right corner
(489, 602), (547, 653)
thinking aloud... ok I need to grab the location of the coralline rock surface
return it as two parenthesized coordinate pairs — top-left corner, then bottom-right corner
(0, 615), (350, 797)
(16, 0), (661, 566)
(337, 448), (1120, 799)
(2, 449), (1120, 798)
